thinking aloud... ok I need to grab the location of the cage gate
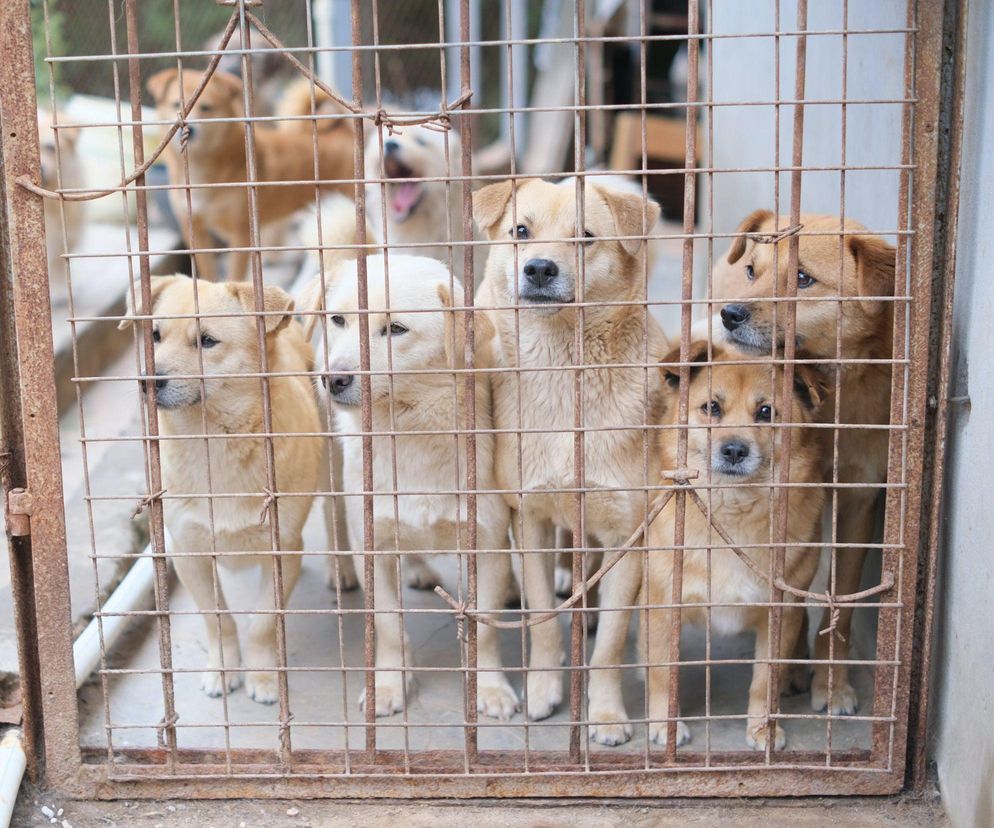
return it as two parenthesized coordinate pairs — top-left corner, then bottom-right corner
(0, 0), (959, 800)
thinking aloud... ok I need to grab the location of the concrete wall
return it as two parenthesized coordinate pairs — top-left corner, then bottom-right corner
(708, 0), (905, 252)
(930, 2), (994, 826)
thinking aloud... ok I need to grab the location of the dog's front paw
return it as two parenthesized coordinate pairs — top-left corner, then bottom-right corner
(405, 558), (442, 591)
(588, 706), (633, 746)
(811, 672), (859, 715)
(358, 672), (407, 717)
(554, 565), (573, 597)
(245, 671), (280, 704)
(478, 673), (520, 721)
(201, 668), (242, 698)
(649, 719), (691, 747)
(326, 555), (359, 592)
(525, 670), (563, 720)
(746, 720), (786, 751)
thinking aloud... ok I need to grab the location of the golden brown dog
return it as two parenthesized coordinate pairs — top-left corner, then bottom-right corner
(38, 112), (84, 301)
(120, 275), (320, 703)
(474, 177), (667, 745)
(645, 342), (828, 749)
(713, 211), (896, 715)
(146, 70), (355, 281)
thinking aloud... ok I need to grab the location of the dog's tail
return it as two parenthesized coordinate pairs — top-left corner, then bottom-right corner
(275, 76), (353, 135)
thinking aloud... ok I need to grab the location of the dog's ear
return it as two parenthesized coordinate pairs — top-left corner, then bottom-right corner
(436, 282), (494, 369)
(298, 275), (326, 341)
(118, 275), (183, 330)
(791, 360), (831, 413)
(849, 233), (896, 314)
(472, 181), (514, 239)
(227, 282), (295, 335)
(55, 124), (79, 150)
(596, 186), (661, 257)
(211, 70), (244, 100)
(726, 209), (775, 265)
(146, 69), (178, 103)
(660, 339), (711, 389)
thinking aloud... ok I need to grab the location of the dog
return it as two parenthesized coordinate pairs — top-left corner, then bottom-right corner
(119, 275), (320, 704)
(645, 341), (828, 749)
(365, 124), (485, 280)
(38, 112), (85, 303)
(146, 69), (355, 281)
(473, 177), (668, 744)
(302, 254), (518, 719)
(713, 210), (896, 715)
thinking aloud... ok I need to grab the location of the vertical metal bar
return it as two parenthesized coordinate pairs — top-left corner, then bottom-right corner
(458, 0), (480, 765)
(665, 0), (699, 760)
(0, 0), (81, 785)
(767, 0), (807, 757)
(348, 0), (376, 759)
(122, 0), (179, 769)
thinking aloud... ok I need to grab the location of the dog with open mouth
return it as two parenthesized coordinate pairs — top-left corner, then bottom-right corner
(301, 254), (518, 719)
(712, 210), (896, 716)
(645, 341), (828, 750)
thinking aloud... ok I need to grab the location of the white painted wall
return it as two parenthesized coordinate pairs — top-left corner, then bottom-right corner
(708, 0), (905, 255)
(931, 2), (994, 826)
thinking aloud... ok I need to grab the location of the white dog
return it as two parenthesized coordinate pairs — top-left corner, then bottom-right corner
(301, 254), (518, 719)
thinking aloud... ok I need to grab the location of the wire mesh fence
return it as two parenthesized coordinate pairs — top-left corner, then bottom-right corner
(0, 0), (955, 799)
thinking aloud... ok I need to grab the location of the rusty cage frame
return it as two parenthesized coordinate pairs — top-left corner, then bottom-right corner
(0, 0), (963, 800)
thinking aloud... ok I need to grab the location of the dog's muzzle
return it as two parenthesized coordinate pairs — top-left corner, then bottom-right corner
(518, 258), (573, 307)
(326, 371), (360, 406)
(712, 439), (761, 477)
(720, 303), (772, 352)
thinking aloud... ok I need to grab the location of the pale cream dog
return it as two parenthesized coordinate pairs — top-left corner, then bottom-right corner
(645, 341), (828, 750)
(38, 112), (85, 301)
(120, 276), (320, 703)
(473, 177), (668, 745)
(301, 254), (518, 719)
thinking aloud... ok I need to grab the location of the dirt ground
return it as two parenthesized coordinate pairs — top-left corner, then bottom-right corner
(13, 781), (947, 828)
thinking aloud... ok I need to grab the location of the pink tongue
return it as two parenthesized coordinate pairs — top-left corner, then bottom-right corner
(391, 181), (420, 216)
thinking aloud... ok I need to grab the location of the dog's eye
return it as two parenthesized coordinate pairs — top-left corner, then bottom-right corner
(701, 400), (721, 418)
(414, 135), (428, 147)
(755, 404), (773, 422)
(745, 264), (756, 281)
(200, 333), (219, 349)
(199, 103), (212, 114)
(382, 322), (408, 336)
(797, 270), (816, 288)
(511, 225), (530, 240)
(331, 314), (346, 327)
(151, 328), (161, 343)
(582, 230), (595, 246)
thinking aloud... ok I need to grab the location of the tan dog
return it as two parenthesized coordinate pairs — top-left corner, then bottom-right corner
(38, 112), (85, 301)
(474, 177), (667, 745)
(302, 254), (517, 719)
(146, 70), (355, 281)
(120, 276), (320, 704)
(713, 211), (896, 715)
(645, 342), (828, 749)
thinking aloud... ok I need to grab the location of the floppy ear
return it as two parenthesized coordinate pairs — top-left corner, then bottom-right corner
(146, 69), (178, 103)
(660, 339), (711, 389)
(227, 282), (295, 335)
(726, 209), (775, 265)
(55, 124), (79, 150)
(595, 186), (661, 257)
(436, 282), (494, 369)
(118, 275), (184, 330)
(849, 234), (896, 312)
(792, 360), (831, 413)
(298, 275), (326, 341)
(211, 70), (245, 100)
(472, 181), (514, 239)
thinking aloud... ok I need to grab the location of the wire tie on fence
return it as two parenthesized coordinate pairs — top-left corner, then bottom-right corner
(817, 592), (846, 644)
(258, 488), (277, 525)
(156, 712), (179, 749)
(278, 712), (295, 740)
(749, 223), (804, 246)
(662, 467), (700, 484)
(132, 489), (166, 520)
(433, 586), (469, 642)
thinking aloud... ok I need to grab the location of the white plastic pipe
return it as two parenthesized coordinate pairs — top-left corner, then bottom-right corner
(73, 548), (156, 689)
(0, 730), (26, 828)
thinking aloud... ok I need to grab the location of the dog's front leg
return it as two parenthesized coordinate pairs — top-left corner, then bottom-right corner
(474, 526), (519, 720)
(358, 551), (410, 717)
(587, 543), (641, 745)
(745, 602), (805, 751)
(645, 563), (689, 747)
(173, 546), (242, 698)
(513, 511), (562, 721)
(321, 437), (359, 592)
(245, 549), (302, 704)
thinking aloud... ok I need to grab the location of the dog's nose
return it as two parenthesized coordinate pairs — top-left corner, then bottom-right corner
(141, 373), (168, 395)
(328, 373), (354, 393)
(720, 440), (750, 465)
(384, 139), (399, 155)
(720, 303), (751, 331)
(523, 258), (559, 289)
(154, 376), (168, 390)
